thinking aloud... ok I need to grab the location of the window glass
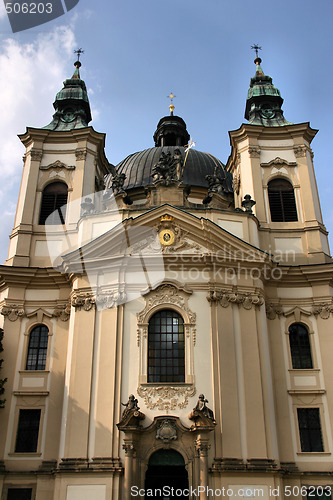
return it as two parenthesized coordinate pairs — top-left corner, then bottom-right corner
(26, 325), (49, 371)
(7, 489), (32, 500)
(15, 409), (41, 453)
(148, 310), (185, 383)
(297, 408), (324, 452)
(289, 323), (313, 369)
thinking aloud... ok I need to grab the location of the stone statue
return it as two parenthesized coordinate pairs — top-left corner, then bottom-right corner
(205, 166), (228, 195)
(193, 394), (215, 421)
(152, 151), (183, 185)
(121, 394), (140, 419)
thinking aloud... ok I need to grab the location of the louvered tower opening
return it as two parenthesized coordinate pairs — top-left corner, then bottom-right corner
(268, 178), (298, 222)
(39, 182), (68, 225)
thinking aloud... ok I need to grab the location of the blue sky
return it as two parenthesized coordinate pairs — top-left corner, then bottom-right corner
(0, 0), (332, 263)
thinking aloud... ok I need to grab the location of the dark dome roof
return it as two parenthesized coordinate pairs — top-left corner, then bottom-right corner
(106, 146), (233, 192)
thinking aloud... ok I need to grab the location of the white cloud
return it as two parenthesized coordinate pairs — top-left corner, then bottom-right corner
(0, 24), (77, 263)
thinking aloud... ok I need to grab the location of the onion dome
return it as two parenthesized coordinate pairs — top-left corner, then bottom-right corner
(105, 114), (233, 194)
(44, 60), (92, 131)
(245, 56), (292, 127)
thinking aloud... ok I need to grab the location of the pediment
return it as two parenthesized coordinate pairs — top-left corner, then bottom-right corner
(61, 204), (270, 272)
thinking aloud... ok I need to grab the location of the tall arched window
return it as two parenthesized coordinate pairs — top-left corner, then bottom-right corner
(268, 178), (298, 222)
(39, 182), (68, 225)
(26, 325), (49, 370)
(148, 310), (185, 383)
(289, 323), (313, 369)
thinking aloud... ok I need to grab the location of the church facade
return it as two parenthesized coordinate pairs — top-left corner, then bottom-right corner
(0, 54), (333, 500)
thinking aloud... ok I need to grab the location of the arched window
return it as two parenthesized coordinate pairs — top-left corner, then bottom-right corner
(148, 310), (185, 383)
(289, 323), (313, 369)
(26, 325), (49, 370)
(268, 178), (298, 222)
(39, 182), (68, 225)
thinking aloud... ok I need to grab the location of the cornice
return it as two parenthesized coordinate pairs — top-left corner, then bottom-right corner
(0, 266), (70, 288)
(228, 122), (318, 147)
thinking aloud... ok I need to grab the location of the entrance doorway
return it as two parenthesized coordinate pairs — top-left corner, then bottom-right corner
(145, 449), (189, 499)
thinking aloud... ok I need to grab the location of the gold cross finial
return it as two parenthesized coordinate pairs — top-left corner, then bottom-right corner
(167, 92), (176, 115)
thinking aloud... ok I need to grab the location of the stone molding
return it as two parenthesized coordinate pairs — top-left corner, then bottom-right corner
(40, 160), (75, 171)
(261, 157), (297, 168)
(207, 288), (264, 310)
(266, 302), (333, 321)
(75, 148), (87, 160)
(0, 304), (25, 321)
(71, 292), (95, 311)
(137, 283), (195, 325)
(137, 385), (196, 411)
(248, 146), (260, 158)
(293, 145), (307, 158)
(30, 149), (43, 161)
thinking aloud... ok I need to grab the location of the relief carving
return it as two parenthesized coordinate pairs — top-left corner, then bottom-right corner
(52, 304), (71, 321)
(96, 291), (127, 310)
(40, 160), (75, 171)
(1, 304), (25, 321)
(75, 148), (87, 160)
(156, 419), (177, 442)
(30, 150), (43, 161)
(265, 303), (284, 320)
(312, 303), (333, 320)
(233, 171), (241, 195)
(207, 289), (264, 310)
(71, 292), (95, 311)
(293, 146), (307, 158)
(137, 385), (196, 411)
(248, 147), (260, 158)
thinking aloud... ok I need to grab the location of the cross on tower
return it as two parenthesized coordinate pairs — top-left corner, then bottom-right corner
(74, 48), (84, 61)
(251, 44), (262, 58)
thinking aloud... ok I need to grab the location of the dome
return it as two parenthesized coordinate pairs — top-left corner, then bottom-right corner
(106, 146), (233, 192)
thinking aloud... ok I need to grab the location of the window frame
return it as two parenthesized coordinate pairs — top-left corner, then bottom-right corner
(267, 177), (298, 222)
(25, 324), (49, 371)
(22, 320), (53, 373)
(297, 407), (324, 453)
(38, 181), (68, 225)
(288, 322), (313, 370)
(147, 309), (186, 384)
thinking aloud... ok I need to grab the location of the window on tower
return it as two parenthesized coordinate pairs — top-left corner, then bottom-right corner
(26, 325), (49, 371)
(297, 408), (324, 452)
(39, 181), (68, 225)
(289, 323), (313, 369)
(267, 178), (298, 222)
(148, 309), (185, 383)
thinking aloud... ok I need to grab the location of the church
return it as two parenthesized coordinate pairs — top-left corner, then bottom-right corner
(0, 50), (333, 500)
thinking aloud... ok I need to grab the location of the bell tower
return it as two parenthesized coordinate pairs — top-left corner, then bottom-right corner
(227, 50), (330, 264)
(6, 56), (109, 267)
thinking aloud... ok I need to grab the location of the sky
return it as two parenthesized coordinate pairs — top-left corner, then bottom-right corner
(0, 0), (332, 264)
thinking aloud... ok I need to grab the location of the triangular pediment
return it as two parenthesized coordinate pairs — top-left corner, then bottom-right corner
(60, 204), (270, 273)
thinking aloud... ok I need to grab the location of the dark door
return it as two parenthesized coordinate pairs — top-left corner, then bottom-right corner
(145, 449), (189, 499)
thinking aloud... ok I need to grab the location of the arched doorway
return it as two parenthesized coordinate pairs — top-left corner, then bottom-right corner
(145, 449), (189, 499)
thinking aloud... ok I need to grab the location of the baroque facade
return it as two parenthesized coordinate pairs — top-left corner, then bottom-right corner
(0, 55), (333, 500)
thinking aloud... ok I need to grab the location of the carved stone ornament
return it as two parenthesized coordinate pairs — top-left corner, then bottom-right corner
(156, 419), (178, 442)
(152, 149), (183, 185)
(30, 150), (43, 161)
(75, 148), (87, 160)
(96, 291), (127, 310)
(1, 304), (25, 321)
(260, 157), (297, 168)
(137, 385), (196, 411)
(137, 284), (196, 325)
(207, 289), (264, 310)
(154, 216), (203, 254)
(71, 292), (95, 311)
(205, 166), (229, 196)
(293, 145), (307, 158)
(40, 160), (75, 171)
(248, 146), (260, 158)
(312, 303), (333, 320)
(265, 303), (283, 320)
(53, 304), (71, 321)
(233, 171), (241, 195)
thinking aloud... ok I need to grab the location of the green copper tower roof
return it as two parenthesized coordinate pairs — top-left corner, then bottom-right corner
(245, 56), (292, 127)
(44, 59), (92, 131)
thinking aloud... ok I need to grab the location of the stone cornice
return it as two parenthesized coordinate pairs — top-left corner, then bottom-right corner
(0, 266), (70, 288)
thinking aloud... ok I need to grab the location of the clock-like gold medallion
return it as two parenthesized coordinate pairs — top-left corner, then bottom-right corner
(159, 229), (175, 246)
